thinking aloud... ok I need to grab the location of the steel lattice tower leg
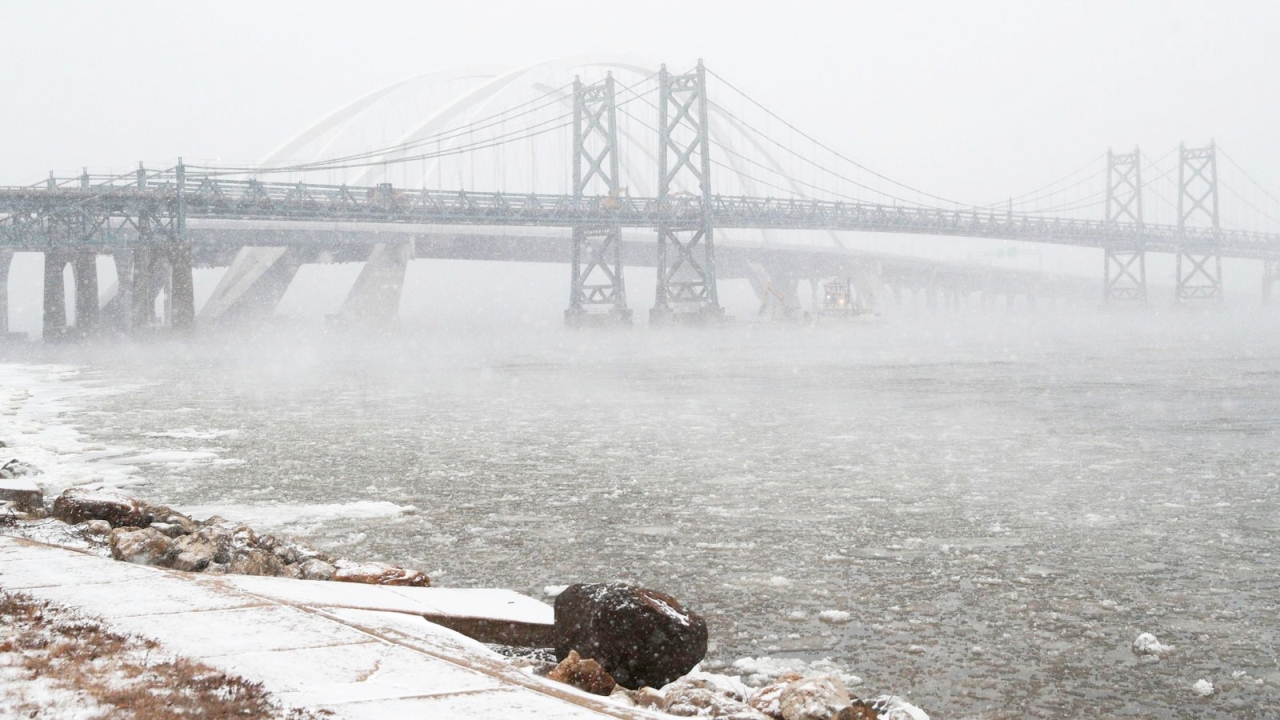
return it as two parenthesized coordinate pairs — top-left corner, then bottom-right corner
(566, 74), (631, 326)
(1102, 147), (1147, 305)
(1175, 141), (1223, 304)
(650, 60), (722, 324)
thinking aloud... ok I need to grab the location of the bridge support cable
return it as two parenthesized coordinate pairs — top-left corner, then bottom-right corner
(651, 61), (722, 324)
(1103, 148), (1148, 305)
(1175, 142), (1223, 305)
(566, 74), (631, 326)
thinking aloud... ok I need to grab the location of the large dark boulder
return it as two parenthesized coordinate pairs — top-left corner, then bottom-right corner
(554, 582), (707, 690)
(51, 488), (147, 527)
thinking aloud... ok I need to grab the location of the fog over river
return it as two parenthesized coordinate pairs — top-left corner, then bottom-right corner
(7, 308), (1280, 718)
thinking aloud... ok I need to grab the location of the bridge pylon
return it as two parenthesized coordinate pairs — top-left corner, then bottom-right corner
(1102, 147), (1147, 305)
(1175, 142), (1223, 305)
(650, 60), (723, 325)
(566, 73), (631, 326)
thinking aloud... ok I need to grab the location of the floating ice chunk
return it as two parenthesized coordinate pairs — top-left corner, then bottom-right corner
(731, 656), (862, 688)
(1192, 678), (1214, 697)
(112, 451), (219, 465)
(180, 501), (417, 528)
(1132, 632), (1174, 658)
(817, 610), (851, 625)
(544, 585), (569, 597)
(144, 428), (240, 440)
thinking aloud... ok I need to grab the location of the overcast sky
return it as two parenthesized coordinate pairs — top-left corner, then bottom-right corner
(3, 0), (1276, 205)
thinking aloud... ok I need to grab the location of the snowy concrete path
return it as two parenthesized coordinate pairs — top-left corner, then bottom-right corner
(0, 535), (667, 719)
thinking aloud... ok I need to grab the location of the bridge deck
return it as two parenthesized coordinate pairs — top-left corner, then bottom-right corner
(3, 173), (1277, 259)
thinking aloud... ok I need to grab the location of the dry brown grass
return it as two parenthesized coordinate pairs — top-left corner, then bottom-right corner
(0, 589), (330, 719)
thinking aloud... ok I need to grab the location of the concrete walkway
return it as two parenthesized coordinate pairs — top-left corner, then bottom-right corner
(0, 535), (667, 719)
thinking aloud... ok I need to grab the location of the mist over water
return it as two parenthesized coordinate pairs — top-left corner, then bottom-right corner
(11, 304), (1280, 717)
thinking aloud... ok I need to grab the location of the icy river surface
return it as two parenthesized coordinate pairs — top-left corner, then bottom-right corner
(8, 311), (1280, 718)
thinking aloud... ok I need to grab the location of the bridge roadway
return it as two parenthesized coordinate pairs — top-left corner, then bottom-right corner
(186, 221), (1088, 296)
(2, 173), (1279, 259)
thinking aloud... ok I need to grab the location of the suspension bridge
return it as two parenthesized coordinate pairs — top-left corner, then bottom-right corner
(1, 58), (1277, 338)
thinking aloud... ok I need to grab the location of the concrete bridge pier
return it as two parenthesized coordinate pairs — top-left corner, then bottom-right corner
(125, 243), (194, 331)
(128, 246), (162, 328)
(199, 246), (301, 323)
(0, 250), (12, 335)
(335, 240), (412, 326)
(169, 242), (195, 331)
(848, 268), (886, 315)
(42, 251), (68, 340)
(72, 253), (100, 334)
(100, 251), (135, 331)
(41, 249), (104, 339)
(746, 263), (803, 319)
(1264, 259), (1280, 304)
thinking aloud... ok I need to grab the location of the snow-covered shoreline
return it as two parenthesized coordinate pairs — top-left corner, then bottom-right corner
(0, 361), (932, 719)
(0, 363), (146, 493)
(0, 362), (418, 531)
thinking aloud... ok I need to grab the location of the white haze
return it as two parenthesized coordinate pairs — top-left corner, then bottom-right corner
(3, 3), (1280, 718)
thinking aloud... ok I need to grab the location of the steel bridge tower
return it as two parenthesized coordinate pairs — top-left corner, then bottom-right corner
(1175, 141), (1222, 304)
(1102, 147), (1146, 305)
(566, 73), (631, 326)
(651, 60), (722, 324)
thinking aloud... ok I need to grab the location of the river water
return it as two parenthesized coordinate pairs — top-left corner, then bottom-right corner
(6, 308), (1280, 718)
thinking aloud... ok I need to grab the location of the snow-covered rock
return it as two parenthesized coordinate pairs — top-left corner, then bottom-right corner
(1192, 678), (1214, 697)
(0, 458), (39, 480)
(109, 527), (174, 565)
(662, 682), (769, 719)
(778, 675), (850, 720)
(0, 476), (42, 513)
(52, 487), (146, 527)
(871, 695), (931, 720)
(296, 558), (336, 580)
(332, 559), (429, 586)
(547, 649), (617, 696)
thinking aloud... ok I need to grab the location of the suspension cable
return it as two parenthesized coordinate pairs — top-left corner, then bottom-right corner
(706, 68), (979, 208)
